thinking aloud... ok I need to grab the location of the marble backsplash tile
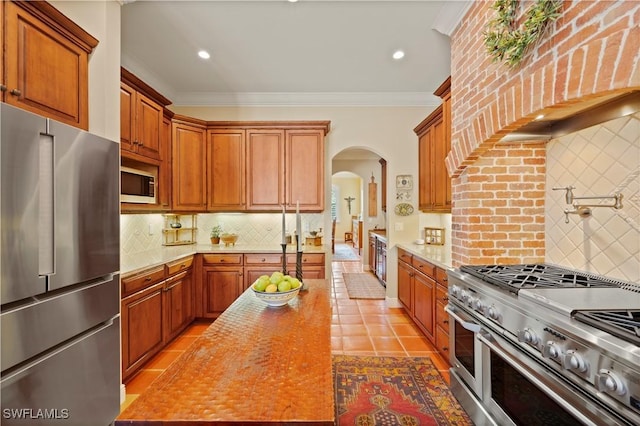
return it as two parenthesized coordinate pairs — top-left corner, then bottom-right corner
(121, 212), (325, 257)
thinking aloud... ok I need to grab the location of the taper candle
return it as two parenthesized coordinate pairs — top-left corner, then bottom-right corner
(281, 205), (286, 245)
(296, 200), (301, 250)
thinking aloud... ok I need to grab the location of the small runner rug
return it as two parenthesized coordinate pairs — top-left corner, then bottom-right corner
(342, 273), (385, 299)
(333, 355), (473, 426)
(333, 244), (360, 261)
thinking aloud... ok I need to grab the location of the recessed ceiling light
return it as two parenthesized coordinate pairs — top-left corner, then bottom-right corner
(198, 50), (210, 60)
(535, 114), (545, 120)
(392, 50), (405, 60)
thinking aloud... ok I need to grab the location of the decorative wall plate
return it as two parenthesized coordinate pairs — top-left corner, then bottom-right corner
(394, 203), (414, 216)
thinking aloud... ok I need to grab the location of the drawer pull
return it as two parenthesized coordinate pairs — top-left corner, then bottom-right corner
(261, 258), (266, 262)
(180, 264), (186, 269)
(443, 319), (449, 324)
(442, 296), (449, 302)
(145, 277), (152, 281)
(10, 88), (21, 96)
(442, 346), (449, 351)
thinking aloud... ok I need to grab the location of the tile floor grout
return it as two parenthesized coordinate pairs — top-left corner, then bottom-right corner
(121, 251), (450, 412)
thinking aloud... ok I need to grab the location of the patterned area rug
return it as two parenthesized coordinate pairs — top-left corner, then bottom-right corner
(333, 355), (472, 426)
(333, 243), (360, 261)
(343, 273), (385, 299)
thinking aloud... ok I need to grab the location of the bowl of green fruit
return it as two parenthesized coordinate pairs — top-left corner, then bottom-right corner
(251, 272), (302, 307)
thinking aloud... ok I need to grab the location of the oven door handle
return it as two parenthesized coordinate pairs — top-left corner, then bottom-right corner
(445, 305), (481, 333)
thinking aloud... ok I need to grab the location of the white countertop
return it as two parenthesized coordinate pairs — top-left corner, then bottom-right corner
(395, 243), (453, 270)
(120, 243), (329, 277)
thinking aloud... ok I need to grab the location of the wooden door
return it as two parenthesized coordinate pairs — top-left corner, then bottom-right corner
(158, 115), (172, 209)
(397, 260), (413, 312)
(207, 129), (246, 211)
(135, 92), (163, 160)
(418, 127), (433, 211)
(120, 82), (136, 153)
(203, 267), (243, 318)
(246, 129), (285, 210)
(286, 129), (324, 211)
(413, 271), (435, 341)
(163, 270), (192, 343)
(430, 117), (449, 211)
(121, 282), (165, 381)
(172, 122), (207, 211)
(4, 1), (92, 129)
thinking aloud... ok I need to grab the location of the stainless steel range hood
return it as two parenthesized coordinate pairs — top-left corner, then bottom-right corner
(499, 90), (640, 143)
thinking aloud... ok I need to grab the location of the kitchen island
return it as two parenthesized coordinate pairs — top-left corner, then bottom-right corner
(116, 278), (334, 425)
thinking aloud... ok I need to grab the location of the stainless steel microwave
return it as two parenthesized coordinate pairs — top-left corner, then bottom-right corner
(121, 166), (156, 204)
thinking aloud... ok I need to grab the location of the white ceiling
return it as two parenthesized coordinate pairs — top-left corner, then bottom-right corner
(120, 0), (469, 107)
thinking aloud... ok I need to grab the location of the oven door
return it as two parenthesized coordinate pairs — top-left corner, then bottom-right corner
(446, 304), (484, 398)
(478, 330), (632, 426)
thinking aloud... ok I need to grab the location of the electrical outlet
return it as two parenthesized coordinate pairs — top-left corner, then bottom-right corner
(395, 222), (403, 231)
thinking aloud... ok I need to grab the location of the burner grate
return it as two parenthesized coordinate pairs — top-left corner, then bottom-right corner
(460, 263), (624, 293)
(573, 310), (640, 346)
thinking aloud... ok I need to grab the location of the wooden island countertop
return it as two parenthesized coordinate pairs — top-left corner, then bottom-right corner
(116, 279), (334, 425)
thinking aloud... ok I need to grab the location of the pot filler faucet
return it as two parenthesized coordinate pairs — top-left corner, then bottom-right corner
(552, 185), (624, 223)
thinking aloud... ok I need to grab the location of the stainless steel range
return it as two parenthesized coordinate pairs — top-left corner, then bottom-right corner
(446, 263), (640, 426)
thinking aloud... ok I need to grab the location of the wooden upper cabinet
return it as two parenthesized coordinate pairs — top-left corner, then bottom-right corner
(120, 82), (136, 152)
(415, 76), (451, 213)
(120, 68), (172, 164)
(3, 1), (98, 129)
(246, 129), (286, 210)
(172, 118), (207, 211)
(207, 129), (246, 211)
(120, 82), (163, 161)
(286, 129), (324, 211)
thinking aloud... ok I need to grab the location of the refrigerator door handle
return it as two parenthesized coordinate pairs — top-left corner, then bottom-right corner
(39, 132), (55, 279)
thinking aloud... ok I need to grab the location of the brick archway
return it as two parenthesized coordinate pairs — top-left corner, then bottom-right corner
(447, 0), (639, 267)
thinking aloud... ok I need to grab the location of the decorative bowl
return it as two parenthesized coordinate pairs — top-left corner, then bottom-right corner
(251, 285), (301, 307)
(220, 233), (238, 246)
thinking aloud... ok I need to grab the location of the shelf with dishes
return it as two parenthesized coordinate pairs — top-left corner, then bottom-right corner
(162, 214), (197, 246)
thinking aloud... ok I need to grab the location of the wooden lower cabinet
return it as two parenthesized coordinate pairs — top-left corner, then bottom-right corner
(121, 256), (195, 382)
(121, 282), (165, 381)
(203, 267), (244, 319)
(396, 248), (449, 365)
(397, 259), (413, 311)
(412, 270), (435, 341)
(163, 270), (194, 343)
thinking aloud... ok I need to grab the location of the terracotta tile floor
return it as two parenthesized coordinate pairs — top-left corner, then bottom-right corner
(121, 256), (450, 412)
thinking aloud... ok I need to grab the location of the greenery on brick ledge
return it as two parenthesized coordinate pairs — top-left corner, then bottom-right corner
(484, 0), (562, 68)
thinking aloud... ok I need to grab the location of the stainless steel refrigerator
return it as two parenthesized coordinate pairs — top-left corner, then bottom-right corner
(1, 104), (120, 425)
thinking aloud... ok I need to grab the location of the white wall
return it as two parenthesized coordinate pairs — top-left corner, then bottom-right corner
(332, 175), (362, 238)
(546, 112), (640, 282)
(51, 0), (121, 141)
(171, 105), (433, 298)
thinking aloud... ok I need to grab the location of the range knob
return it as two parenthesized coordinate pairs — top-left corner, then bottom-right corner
(486, 305), (500, 321)
(451, 285), (461, 298)
(595, 369), (626, 396)
(562, 350), (588, 373)
(542, 342), (561, 359)
(460, 290), (470, 302)
(517, 328), (540, 346)
(473, 298), (484, 312)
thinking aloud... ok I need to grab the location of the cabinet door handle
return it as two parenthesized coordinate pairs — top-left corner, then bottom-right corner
(443, 319), (449, 324)
(442, 296), (449, 302)
(0, 84), (6, 92)
(10, 88), (21, 96)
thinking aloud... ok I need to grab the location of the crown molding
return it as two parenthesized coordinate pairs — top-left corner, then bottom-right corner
(432, 1), (473, 37)
(172, 91), (441, 107)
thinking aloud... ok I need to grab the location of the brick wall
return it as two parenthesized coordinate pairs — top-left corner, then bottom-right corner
(448, 0), (639, 266)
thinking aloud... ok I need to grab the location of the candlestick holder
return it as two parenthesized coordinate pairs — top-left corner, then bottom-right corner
(296, 250), (305, 291)
(280, 243), (288, 275)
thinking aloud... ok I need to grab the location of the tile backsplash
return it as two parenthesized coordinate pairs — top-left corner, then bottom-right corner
(121, 212), (325, 256)
(545, 112), (639, 282)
